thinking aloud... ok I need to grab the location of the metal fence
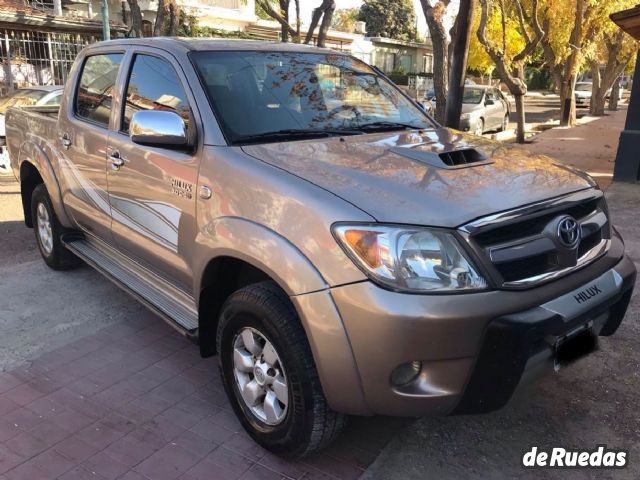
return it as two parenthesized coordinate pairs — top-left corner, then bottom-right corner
(0, 29), (99, 95)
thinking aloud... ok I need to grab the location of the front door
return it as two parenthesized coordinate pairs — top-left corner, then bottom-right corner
(57, 52), (124, 240)
(106, 51), (198, 291)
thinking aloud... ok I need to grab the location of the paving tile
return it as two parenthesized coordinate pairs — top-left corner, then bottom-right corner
(30, 448), (76, 477)
(76, 421), (128, 451)
(2, 461), (50, 480)
(0, 444), (25, 475)
(0, 373), (23, 395)
(48, 389), (111, 421)
(240, 464), (284, 480)
(4, 431), (52, 460)
(188, 416), (235, 445)
(170, 430), (218, 459)
(259, 453), (309, 480)
(2, 384), (46, 407)
(300, 455), (364, 480)
(134, 442), (204, 480)
(141, 414), (186, 443)
(57, 465), (104, 480)
(205, 446), (254, 478)
(82, 452), (129, 480)
(102, 428), (165, 468)
(3, 407), (46, 433)
(183, 457), (245, 480)
(54, 436), (99, 463)
(114, 393), (173, 425)
(223, 432), (269, 462)
(0, 394), (21, 416)
(51, 409), (95, 432)
(24, 395), (66, 419)
(0, 418), (23, 443)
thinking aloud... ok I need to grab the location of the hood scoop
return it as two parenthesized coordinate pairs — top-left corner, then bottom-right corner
(389, 146), (493, 170)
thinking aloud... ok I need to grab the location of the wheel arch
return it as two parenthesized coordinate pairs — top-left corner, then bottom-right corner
(17, 142), (72, 228)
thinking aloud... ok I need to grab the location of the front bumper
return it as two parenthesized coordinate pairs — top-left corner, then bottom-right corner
(326, 237), (635, 416)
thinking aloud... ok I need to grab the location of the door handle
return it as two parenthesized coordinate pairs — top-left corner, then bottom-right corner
(60, 133), (72, 149)
(109, 150), (125, 170)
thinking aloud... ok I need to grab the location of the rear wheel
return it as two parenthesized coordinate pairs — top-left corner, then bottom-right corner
(31, 184), (81, 270)
(217, 281), (346, 458)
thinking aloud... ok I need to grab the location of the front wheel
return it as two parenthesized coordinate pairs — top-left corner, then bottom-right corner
(217, 281), (346, 457)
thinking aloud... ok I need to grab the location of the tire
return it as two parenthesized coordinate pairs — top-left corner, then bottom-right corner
(217, 281), (347, 458)
(474, 118), (484, 136)
(31, 184), (81, 271)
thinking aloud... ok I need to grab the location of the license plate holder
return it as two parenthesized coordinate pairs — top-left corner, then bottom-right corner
(554, 321), (597, 370)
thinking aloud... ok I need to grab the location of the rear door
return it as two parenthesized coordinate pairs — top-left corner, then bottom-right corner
(56, 51), (124, 240)
(484, 89), (503, 130)
(106, 49), (199, 290)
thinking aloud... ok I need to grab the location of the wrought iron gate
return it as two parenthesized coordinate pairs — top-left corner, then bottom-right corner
(0, 29), (99, 95)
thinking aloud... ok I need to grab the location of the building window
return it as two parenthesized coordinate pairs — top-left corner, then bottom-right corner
(423, 54), (434, 74)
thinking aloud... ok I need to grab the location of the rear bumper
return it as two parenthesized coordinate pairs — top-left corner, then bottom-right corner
(322, 236), (635, 416)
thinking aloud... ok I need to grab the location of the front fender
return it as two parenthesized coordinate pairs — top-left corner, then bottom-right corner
(193, 217), (369, 414)
(193, 216), (327, 296)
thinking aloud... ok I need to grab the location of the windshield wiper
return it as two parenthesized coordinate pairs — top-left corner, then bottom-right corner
(356, 121), (425, 132)
(235, 128), (362, 144)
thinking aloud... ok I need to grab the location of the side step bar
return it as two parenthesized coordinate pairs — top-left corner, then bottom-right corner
(63, 236), (199, 335)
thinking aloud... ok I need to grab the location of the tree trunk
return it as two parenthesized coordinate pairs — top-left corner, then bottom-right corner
(514, 92), (526, 143)
(316, 1), (335, 48)
(559, 0), (584, 127)
(444, 0), (475, 129)
(153, 0), (165, 36)
(560, 74), (577, 126)
(421, 0), (450, 124)
(127, 0), (143, 37)
(279, 0), (289, 42)
(609, 79), (620, 111)
(168, 0), (179, 36)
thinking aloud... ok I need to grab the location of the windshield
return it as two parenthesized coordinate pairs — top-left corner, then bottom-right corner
(0, 89), (51, 114)
(191, 51), (433, 144)
(575, 83), (592, 92)
(462, 88), (484, 104)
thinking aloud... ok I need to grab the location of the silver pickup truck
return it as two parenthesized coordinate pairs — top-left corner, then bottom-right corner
(6, 38), (636, 457)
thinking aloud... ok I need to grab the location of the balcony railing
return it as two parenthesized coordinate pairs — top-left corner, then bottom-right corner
(204, 0), (242, 9)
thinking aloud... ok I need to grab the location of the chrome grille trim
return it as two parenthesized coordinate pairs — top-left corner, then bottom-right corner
(458, 188), (611, 289)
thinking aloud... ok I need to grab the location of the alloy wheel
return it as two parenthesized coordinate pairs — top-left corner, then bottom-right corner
(36, 202), (53, 255)
(232, 327), (289, 425)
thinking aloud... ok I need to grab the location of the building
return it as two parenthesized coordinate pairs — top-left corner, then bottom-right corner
(610, 5), (640, 182)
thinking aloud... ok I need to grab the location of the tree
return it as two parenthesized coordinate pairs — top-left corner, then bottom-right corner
(477, 0), (545, 143)
(255, 0), (301, 42)
(589, 29), (635, 116)
(445, 0), (476, 129)
(153, 0), (179, 36)
(357, 0), (418, 41)
(304, 0), (336, 48)
(419, 0), (455, 123)
(126, 0), (143, 37)
(331, 8), (359, 33)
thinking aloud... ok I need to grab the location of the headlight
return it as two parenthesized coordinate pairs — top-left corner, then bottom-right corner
(460, 113), (471, 121)
(333, 224), (488, 293)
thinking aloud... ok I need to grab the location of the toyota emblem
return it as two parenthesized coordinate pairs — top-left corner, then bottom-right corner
(557, 216), (581, 249)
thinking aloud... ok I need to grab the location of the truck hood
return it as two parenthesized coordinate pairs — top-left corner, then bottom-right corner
(241, 128), (595, 228)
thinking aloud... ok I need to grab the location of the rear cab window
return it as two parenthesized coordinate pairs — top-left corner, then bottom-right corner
(75, 53), (124, 127)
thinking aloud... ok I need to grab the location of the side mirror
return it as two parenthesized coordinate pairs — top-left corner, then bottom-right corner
(485, 98), (495, 106)
(130, 110), (188, 148)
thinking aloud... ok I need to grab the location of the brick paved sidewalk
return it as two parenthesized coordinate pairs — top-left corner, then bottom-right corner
(0, 312), (408, 480)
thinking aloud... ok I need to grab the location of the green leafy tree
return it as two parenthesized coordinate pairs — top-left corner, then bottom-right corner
(331, 8), (359, 33)
(357, 0), (418, 41)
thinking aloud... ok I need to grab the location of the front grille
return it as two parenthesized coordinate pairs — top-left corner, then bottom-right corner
(463, 192), (610, 288)
(474, 198), (600, 247)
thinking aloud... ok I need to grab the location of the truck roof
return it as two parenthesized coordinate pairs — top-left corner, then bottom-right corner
(88, 37), (342, 55)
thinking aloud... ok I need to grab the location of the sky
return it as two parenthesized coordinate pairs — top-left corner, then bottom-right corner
(298, 0), (430, 37)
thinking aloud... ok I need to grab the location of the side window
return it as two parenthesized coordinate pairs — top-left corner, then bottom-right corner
(121, 54), (191, 133)
(76, 53), (123, 127)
